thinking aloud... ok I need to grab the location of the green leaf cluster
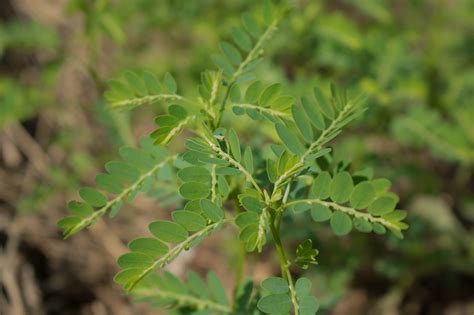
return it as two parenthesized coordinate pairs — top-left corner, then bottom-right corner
(57, 137), (173, 238)
(105, 71), (181, 109)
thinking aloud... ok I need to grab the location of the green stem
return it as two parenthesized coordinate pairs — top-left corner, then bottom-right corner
(269, 211), (299, 314)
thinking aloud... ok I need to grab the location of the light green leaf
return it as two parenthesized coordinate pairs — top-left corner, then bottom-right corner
(329, 172), (353, 203)
(239, 224), (258, 242)
(243, 147), (254, 173)
(229, 85), (241, 103)
(164, 72), (177, 93)
(292, 104), (314, 142)
(207, 271), (229, 305)
(105, 161), (140, 182)
(295, 277), (312, 298)
(179, 182), (210, 200)
(330, 211), (352, 236)
(231, 26), (252, 51)
(310, 203), (332, 222)
(301, 96), (325, 130)
(142, 71), (161, 94)
(95, 173), (123, 194)
(373, 222), (386, 234)
(124, 71), (147, 96)
(313, 86), (334, 119)
(310, 171), (331, 199)
(368, 195), (397, 215)
(245, 81), (263, 103)
(371, 178), (391, 195)
(79, 188), (107, 207)
(149, 220), (188, 243)
(353, 218), (372, 233)
(261, 277), (288, 294)
(228, 129), (242, 162)
(172, 210), (207, 232)
(200, 199), (225, 222)
(259, 83), (281, 106)
(241, 12), (262, 38)
(67, 201), (93, 217)
(275, 123), (306, 156)
(220, 41), (242, 65)
(350, 181), (375, 209)
(187, 271), (209, 298)
(299, 296), (319, 315)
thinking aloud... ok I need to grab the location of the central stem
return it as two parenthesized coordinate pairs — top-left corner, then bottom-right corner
(269, 211), (299, 314)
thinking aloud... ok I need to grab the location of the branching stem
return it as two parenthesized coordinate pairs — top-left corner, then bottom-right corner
(269, 210), (299, 315)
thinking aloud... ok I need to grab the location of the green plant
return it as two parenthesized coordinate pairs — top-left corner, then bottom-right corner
(58, 2), (408, 314)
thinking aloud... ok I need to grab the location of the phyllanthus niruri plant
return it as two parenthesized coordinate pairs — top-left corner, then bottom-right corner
(58, 2), (408, 314)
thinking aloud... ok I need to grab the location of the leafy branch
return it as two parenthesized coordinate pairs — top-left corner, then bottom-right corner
(58, 138), (176, 238)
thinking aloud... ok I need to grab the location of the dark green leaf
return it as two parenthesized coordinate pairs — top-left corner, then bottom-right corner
(79, 188), (107, 207)
(179, 182), (210, 200)
(117, 252), (153, 269)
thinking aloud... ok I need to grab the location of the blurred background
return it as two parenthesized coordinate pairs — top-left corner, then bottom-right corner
(0, 0), (473, 314)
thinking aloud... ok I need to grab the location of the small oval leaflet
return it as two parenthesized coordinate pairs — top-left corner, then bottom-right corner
(368, 195), (397, 215)
(172, 210), (207, 232)
(330, 211), (353, 236)
(179, 182), (210, 200)
(79, 188), (107, 207)
(310, 171), (332, 199)
(200, 199), (225, 222)
(177, 166), (211, 183)
(329, 172), (354, 203)
(128, 237), (168, 257)
(149, 220), (189, 243)
(261, 277), (289, 294)
(350, 181), (375, 209)
(257, 293), (292, 314)
(310, 203), (332, 222)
